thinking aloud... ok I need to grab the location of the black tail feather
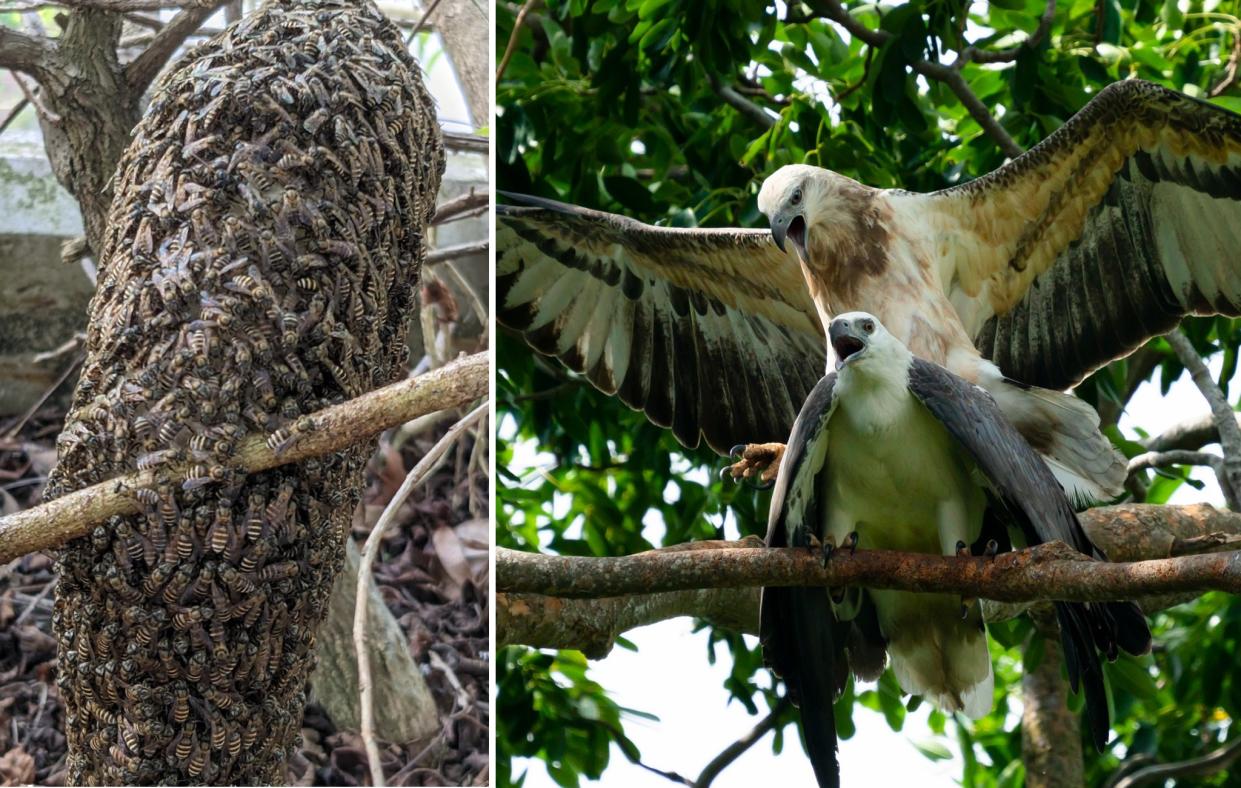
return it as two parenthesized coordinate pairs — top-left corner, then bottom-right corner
(760, 586), (841, 788)
(1054, 599), (1152, 753)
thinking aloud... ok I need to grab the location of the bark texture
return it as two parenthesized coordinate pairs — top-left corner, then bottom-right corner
(1022, 621), (1084, 788)
(45, 3), (445, 782)
(433, 0), (489, 128)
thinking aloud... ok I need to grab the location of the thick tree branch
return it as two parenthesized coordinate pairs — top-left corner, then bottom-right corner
(0, 0), (214, 10)
(1022, 612), (1083, 788)
(1166, 329), (1241, 509)
(0, 27), (53, 76)
(126, 0), (229, 94)
(497, 505), (1241, 653)
(0, 352), (487, 563)
(498, 541), (1241, 601)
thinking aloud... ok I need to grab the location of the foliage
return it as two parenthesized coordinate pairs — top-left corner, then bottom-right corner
(496, 0), (1241, 785)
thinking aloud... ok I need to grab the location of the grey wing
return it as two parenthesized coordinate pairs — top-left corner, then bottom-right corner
(759, 374), (843, 788)
(498, 194), (825, 453)
(925, 80), (1241, 389)
(906, 357), (1151, 751)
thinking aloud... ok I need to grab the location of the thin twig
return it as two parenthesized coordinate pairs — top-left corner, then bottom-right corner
(1209, 30), (1241, 97)
(1113, 735), (1241, 788)
(12, 73), (60, 124)
(0, 98), (30, 136)
(1127, 449), (1222, 476)
(426, 240), (488, 265)
(431, 189), (488, 224)
(959, 0), (1056, 64)
(1165, 328), (1241, 509)
(442, 130), (487, 154)
(355, 402), (487, 787)
(696, 698), (790, 788)
(496, 0), (536, 81)
(709, 73), (776, 129)
(407, 0), (444, 43)
(1, 355), (83, 441)
(0, 352), (487, 564)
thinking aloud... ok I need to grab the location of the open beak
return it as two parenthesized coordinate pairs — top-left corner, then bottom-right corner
(770, 211), (809, 264)
(828, 321), (866, 370)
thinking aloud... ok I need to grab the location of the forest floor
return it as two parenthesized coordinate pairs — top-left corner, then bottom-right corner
(0, 397), (489, 786)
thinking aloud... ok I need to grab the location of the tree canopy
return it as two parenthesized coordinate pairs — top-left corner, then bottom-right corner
(496, 1), (1241, 785)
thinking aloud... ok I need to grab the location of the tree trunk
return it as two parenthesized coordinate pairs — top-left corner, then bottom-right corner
(46, 3), (445, 782)
(434, 0), (489, 129)
(1022, 621), (1084, 788)
(310, 539), (439, 743)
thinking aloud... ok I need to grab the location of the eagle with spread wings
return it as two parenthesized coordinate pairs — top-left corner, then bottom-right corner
(498, 80), (1241, 499)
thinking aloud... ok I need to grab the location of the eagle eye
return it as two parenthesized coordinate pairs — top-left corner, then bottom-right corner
(791, 187), (802, 206)
(862, 320), (875, 333)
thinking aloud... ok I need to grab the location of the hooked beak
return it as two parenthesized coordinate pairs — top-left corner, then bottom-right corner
(770, 210), (809, 264)
(828, 320), (867, 370)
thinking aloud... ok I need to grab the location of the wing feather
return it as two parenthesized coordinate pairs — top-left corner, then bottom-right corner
(498, 195), (825, 452)
(906, 358), (1152, 751)
(920, 80), (1241, 388)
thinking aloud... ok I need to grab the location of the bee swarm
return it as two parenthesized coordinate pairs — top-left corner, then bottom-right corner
(44, 1), (444, 783)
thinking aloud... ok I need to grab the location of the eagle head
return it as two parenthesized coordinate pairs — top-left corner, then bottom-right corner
(829, 311), (905, 373)
(758, 164), (877, 271)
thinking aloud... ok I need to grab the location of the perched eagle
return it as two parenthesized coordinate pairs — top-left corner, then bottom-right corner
(498, 80), (1241, 499)
(762, 312), (1151, 788)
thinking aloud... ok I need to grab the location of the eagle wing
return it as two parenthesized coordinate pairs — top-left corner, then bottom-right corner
(761, 372), (845, 788)
(905, 357), (1152, 751)
(498, 194), (825, 453)
(920, 80), (1241, 390)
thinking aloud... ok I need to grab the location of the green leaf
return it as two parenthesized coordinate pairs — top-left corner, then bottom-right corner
(913, 738), (953, 761)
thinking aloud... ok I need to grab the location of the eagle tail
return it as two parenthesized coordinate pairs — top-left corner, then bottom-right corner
(1054, 599), (1152, 752)
(760, 586), (841, 788)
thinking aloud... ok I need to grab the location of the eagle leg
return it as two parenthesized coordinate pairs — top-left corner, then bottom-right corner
(983, 539), (999, 558)
(722, 442), (786, 487)
(956, 540), (977, 620)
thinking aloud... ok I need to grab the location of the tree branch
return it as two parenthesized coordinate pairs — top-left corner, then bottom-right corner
(442, 129), (487, 154)
(708, 73), (775, 129)
(695, 699), (789, 788)
(1165, 328), (1241, 509)
(125, 0), (229, 94)
(1141, 412), (1241, 453)
(1022, 610), (1083, 788)
(499, 505), (1241, 654)
(426, 239), (488, 265)
(0, 27), (53, 77)
(0, 351), (487, 563)
(960, 0), (1055, 64)
(0, 0), (214, 10)
(1112, 734), (1241, 788)
(812, 0), (1025, 158)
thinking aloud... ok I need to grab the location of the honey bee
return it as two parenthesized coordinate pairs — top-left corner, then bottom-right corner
(171, 685), (189, 724)
(185, 651), (206, 684)
(187, 740), (207, 778)
(183, 464), (229, 492)
(220, 565), (257, 595)
(173, 728), (193, 762)
(257, 561), (300, 583)
(163, 565), (194, 606)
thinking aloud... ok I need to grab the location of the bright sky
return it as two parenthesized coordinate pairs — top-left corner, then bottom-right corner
(505, 352), (1240, 787)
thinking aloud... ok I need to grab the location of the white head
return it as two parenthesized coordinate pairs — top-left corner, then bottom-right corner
(827, 311), (911, 377)
(757, 164), (870, 266)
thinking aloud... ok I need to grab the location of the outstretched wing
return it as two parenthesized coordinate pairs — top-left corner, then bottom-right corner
(498, 194), (825, 453)
(919, 80), (1241, 390)
(761, 373), (844, 788)
(906, 358), (1152, 751)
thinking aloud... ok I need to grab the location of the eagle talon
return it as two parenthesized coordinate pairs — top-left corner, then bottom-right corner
(820, 536), (837, 567)
(960, 598), (976, 620)
(843, 531), (859, 555)
(984, 539), (999, 558)
(729, 444), (746, 459)
(955, 540), (970, 558)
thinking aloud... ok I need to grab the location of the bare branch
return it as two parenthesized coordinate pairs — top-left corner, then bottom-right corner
(960, 0), (1055, 64)
(1127, 449), (1222, 476)
(496, 0), (537, 82)
(497, 533), (1241, 602)
(696, 699), (790, 788)
(442, 129), (487, 154)
(426, 239), (488, 265)
(1141, 412), (1241, 453)
(1165, 328), (1241, 509)
(1210, 31), (1241, 98)
(1112, 735), (1241, 788)
(709, 74), (775, 129)
(0, 351), (487, 564)
(431, 189), (488, 224)
(0, 97), (30, 135)
(0, 27), (53, 76)
(499, 505), (1241, 654)
(126, 0), (230, 94)
(356, 403), (487, 787)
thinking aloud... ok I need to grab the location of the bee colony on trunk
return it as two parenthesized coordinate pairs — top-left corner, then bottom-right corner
(43, 0), (445, 782)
